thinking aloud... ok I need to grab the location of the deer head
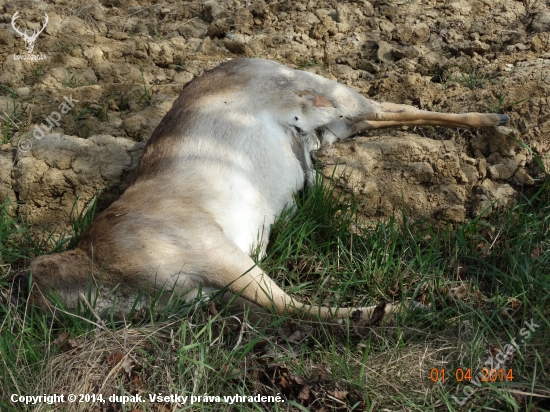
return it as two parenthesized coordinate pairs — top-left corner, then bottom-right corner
(11, 11), (49, 54)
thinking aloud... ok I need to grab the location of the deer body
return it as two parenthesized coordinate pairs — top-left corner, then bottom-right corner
(26, 58), (508, 320)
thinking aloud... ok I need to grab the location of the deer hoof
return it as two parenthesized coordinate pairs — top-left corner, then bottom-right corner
(498, 114), (510, 126)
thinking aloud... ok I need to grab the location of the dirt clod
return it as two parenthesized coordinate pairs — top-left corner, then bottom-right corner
(0, 0), (548, 233)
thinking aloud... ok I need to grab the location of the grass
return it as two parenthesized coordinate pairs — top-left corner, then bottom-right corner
(55, 42), (75, 54)
(138, 66), (155, 107)
(296, 59), (321, 70)
(32, 63), (46, 85)
(0, 86), (19, 99)
(0, 173), (548, 411)
(63, 68), (97, 89)
(0, 99), (30, 145)
(430, 67), (488, 90)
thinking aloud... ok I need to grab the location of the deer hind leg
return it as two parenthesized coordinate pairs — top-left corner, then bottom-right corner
(350, 101), (509, 134)
(205, 237), (404, 322)
(23, 249), (150, 317)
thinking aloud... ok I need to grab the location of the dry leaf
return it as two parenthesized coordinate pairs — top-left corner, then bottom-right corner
(298, 385), (311, 400)
(279, 376), (290, 389)
(107, 352), (124, 366)
(368, 300), (387, 327)
(209, 301), (218, 316)
(53, 331), (70, 347)
(457, 265), (468, 277)
(121, 357), (135, 375)
(510, 298), (522, 310)
(287, 330), (307, 343)
(130, 374), (146, 392)
(449, 284), (469, 299)
(311, 364), (331, 381)
(332, 390), (349, 400)
(293, 375), (307, 385)
(53, 332), (81, 352)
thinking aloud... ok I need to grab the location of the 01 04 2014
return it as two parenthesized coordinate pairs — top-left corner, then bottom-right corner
(430, 368), (514, 382)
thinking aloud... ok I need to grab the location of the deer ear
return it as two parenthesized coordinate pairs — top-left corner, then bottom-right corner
(295, 90), (335, 108)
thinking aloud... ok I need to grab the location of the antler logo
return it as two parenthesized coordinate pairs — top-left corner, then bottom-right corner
(11, 11), (49, 54)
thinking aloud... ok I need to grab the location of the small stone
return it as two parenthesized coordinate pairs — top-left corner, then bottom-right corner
(335, 3), (350, 23)
(470, 135), (489, 157)
(471, 183), (518, 216)
(532, 10), (550, 33)
(477, 158), (487, 178)
(514, 153), (527, 167)
(15, 87), (30, 97)
(398, 59), (416, 71)
(462, 163), (479, 185)
(487, 153), (518, 180)
(410, 162), (434, 183)
(450, 40), (490, 56)
(471, 194), (492, 217)
(420, 51), (447, 69)
(206, 18), (230, 38)
(335, 64), (360, 80)
(487, 164), (500, 179)
(203, 1), (227, 22)
(357, 59), (380, 73)
(379, 20), (396, 37)
(377, 41), (395, 63)
(394, 23), (430, 45)
(487, 126), (519, 157)
(173, 71), (194, 84)
(223, 38), (247, 54)
(362, 1), (375, 17)
(514, 169), (535, 185)
(492, 184), (518, 208)
(197, 36), (219, 55)
(515, 43), (527, 51)
(438, 205), (465, 223)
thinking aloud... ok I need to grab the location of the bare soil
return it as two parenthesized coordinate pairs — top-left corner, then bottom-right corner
(0, 0), (549, 231)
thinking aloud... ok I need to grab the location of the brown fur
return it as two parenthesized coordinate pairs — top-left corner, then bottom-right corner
(25, 58), (508, 320)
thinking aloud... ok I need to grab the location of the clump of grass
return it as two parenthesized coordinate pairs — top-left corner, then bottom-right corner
(68, 193), (100, 249)
(55, 41), (75, 54)
(138, 66), (155, 107)
(430, 67), (487, 90)
(0, 200), (68, 267)
(64, 68), (97, 89)
(32, 63), (46, 84)
(0, 85), (19, 99)
(0, 172), (548, 411)
(297, 59), (320, 70)
(0, 99), (29, 145)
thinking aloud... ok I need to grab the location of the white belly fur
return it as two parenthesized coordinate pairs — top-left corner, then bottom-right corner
(198, 112), (305, 256)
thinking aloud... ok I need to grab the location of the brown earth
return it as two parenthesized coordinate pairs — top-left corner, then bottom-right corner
(0, 0), (549, 234)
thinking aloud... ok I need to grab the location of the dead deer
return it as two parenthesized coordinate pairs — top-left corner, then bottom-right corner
(22, 58), (509, 321)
